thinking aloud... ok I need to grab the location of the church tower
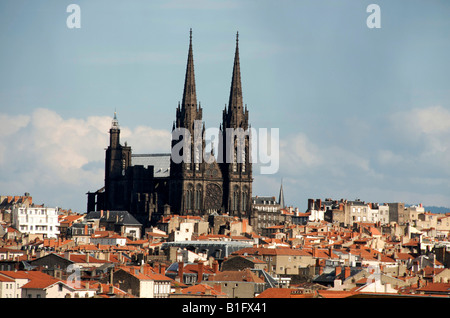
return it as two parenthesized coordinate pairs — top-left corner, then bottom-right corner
(169, 29), (209, 215)
(220, 32), (253, 218)
(104, 112), (132, 211)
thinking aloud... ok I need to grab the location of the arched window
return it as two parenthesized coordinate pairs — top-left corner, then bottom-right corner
(195, 185), (202, 210)
(241, 137), (246, 173)
(232, 136), (238, 172)
(233, 186), (239, 211)
(185, 184), (194, 210)
(241, 189), (248, 211)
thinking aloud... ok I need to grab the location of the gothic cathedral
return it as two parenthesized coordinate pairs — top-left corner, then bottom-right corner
(87, 30), (253, 227)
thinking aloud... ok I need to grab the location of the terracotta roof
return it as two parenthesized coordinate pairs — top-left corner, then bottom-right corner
(256, 288), (315, 298)
(21, 276), (62, 289)
(180, 283), (227, 296)
(0, 275), (14, 282)
(317, 290), (357, 298)
(0, 270), (53, 281)
(146, 272), (173, 282)
(417, 282), (450, 293)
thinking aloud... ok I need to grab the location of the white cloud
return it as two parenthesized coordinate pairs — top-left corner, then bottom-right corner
(388, 105), (450, 174)
(405, 105), (450, 135)
(0, 108), (171, 212)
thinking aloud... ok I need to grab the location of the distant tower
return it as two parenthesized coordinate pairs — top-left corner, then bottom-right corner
(219, 31), (252, 217)
(104, 111), (131, 211)
(279, 179), (285, 209)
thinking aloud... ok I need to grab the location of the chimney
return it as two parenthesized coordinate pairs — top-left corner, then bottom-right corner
(308, 199), (314, 210)
(86, 252), (89, 263)
(344, 266), (351, 279)
(197, 261), (204, 283)
(328, 246), (333, 259)
(178, 261), (184, 282)
(335, 266), (342, 277)
(160, 263), (167, 275)
(318, 266), (323, 275)
(312, 246), (318, 258)
(212, 260), (219, 273)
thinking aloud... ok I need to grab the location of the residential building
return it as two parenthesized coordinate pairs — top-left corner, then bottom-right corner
(205, 268), (266, 298)
(85, 210), (142, 239)
(106, 265), (172, 298)
(12, 205), (60, 238)
(252, 196), (283, 233)
(230, 247), (314, 276)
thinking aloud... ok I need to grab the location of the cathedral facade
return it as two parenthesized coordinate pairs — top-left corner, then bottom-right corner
(87, 30), (253, 227)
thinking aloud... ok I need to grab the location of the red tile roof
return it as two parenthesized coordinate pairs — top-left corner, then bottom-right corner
(179, 283), (227, 296)
(256, 288), (316, 298)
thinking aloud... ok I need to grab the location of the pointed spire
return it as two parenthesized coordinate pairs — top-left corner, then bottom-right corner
(228, 31), (243, 111)
(111, 110), (119, 129)
(182, 28), (197, 108)
(279, 179), (285, 209)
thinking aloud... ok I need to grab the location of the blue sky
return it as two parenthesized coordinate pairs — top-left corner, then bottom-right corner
(1, 0), (450, 213)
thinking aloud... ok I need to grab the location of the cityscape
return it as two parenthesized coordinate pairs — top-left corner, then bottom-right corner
(1, 1), (450, 310)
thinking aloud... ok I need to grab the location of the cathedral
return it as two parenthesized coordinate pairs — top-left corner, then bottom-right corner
(86, 30), (253, 228)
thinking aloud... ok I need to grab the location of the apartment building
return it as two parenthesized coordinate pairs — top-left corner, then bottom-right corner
(12, 205), (60, 238)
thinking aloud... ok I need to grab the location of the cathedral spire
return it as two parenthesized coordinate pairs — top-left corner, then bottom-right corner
(228, 31), (243, 112)
(182, 28), (197, 108)
(279, 179), (285, 209)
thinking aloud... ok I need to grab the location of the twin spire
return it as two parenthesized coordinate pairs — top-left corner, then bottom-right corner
(182, 28), (197, 108)
(181, 29), (243, 114)
(228, 31), (243, 112)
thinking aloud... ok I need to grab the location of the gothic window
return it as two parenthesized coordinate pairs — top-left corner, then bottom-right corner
(233, 186), (239, 211)
(232, 136), (237, 172)
(195, 185), (202, 210)
(241, 138), (246, 173)
(241, 188), (248, 211)
(185, 184), (194, 210)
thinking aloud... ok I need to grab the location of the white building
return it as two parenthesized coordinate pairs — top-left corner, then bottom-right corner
(12, 206), (60, 238)
(378, 204), (390, 225)
(309, 209), (325, 222)
(90, 233), (127, 246)
(171, 222), (194, 242)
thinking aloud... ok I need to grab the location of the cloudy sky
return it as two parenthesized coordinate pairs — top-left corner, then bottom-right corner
(1, 0), (450, 213)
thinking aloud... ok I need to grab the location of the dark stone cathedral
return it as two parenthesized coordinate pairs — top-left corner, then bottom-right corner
(86, 30), (253, 228)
